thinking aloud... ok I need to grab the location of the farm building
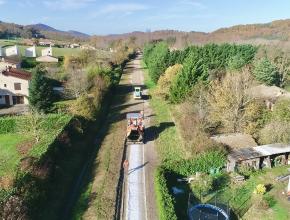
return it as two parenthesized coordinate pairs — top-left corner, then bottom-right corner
(227, 144), (290, 172)
(25, 46), (37, 58)
(41, 46), (53, 56)
(4, 45), (19, 57)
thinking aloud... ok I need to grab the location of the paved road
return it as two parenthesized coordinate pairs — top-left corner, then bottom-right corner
(123, 55), (158, 220)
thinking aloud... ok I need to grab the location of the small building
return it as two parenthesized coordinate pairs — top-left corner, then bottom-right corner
(0, 67), (31, 106)
(36, 55), (58, 63)
(41, 46), (53, 56)
(70, 43), (80, 48)
(4, 45), (19, 57)
(39, 39), (55, 47)
(227, 144), (290, 172)
(25, 46), (37, 58)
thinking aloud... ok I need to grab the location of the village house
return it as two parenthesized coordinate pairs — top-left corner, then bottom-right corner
(0, 57), (22, 69)
(0, 67), (31, 106)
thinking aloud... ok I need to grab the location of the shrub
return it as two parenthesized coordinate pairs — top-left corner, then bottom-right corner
(190, 173), (214, 196)
(155, 167), (177, 220)
(69, 95), (97, 120)
(253, 184), (266, 195)
(165, 151), (226, 176)
(0, 117), (17, 134)
(253, 58), (279, 86)
(156, 64), (183, 99)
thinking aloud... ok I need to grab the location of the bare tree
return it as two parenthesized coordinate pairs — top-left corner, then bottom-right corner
(207, 68), (254, 132)
(65, 69), (88, 98)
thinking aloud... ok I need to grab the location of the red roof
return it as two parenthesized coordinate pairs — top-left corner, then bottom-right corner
(2, 68), (31, 80)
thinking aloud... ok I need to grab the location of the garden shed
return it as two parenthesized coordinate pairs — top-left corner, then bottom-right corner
(227, 144), (290, 172)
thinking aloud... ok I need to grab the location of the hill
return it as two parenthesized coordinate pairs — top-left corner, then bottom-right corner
(91, 19), (290, 48)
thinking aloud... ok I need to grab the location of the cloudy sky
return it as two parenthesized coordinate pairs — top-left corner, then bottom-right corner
(0, 0), (290, 35)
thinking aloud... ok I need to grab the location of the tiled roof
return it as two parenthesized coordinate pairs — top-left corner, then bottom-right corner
(2, 68), (31, 80)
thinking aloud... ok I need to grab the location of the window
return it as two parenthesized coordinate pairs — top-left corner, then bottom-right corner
(4, 84), (6, 87)
(14, 83), (21, 90)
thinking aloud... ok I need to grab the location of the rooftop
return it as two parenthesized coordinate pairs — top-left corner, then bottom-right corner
(2, 67), (31, 80)
(228, 143), (290, 161)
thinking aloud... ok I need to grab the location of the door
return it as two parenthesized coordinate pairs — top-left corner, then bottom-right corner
(5, 95), (10, 105)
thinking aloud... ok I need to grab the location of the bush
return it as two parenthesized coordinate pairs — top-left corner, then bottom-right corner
(155, 167), (177, 220)
(190, 173), (214, 196)
(0, 117), (17, 134)
(156, 64), (183, 99)
(69, 95), (97, 120)
(253, 58), (279, 86)
(165, 151), (226, 176)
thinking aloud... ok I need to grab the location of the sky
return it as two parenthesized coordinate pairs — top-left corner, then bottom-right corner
(1, 0), (290, 35)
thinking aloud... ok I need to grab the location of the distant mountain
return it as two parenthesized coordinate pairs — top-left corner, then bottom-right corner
(28, 23), (90, 39)
(67, 30), (90, 38)
(27, 23), (59, 32)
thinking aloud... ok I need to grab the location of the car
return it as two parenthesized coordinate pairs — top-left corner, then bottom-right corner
(133, 86), (142, 99)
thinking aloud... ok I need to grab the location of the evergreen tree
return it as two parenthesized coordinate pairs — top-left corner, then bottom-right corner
(253, 58), (279, 86)
(28, 66), (53, 113)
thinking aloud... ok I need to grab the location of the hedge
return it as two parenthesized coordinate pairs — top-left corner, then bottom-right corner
(164, 151), (226, 176)
(155, 167), (177, 220)
(0, 117), (17, 134)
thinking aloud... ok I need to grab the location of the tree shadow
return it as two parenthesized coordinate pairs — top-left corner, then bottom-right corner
(145, 122), (175, 143)
(128, 161), (149, 175)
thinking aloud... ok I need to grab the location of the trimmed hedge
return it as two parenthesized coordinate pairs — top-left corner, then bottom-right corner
(155, 167), (177, 220)
(0, 117), (17, 134)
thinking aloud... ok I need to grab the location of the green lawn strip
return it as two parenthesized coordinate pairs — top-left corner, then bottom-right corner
(0, 134), (27, 177)
(143, 61), (184, 161)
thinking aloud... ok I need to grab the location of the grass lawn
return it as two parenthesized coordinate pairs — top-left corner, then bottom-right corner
(143, 61), (185, 161)
(0, 134), (27, 178)
(0, 40), (81, 57)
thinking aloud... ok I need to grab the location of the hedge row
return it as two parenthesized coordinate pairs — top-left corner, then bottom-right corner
(155, 167), (177, 220)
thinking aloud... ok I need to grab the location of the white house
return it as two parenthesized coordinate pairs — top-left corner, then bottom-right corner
(41, 46), (53, 56)
(0, 46), (3, 57)
(0, 67), (31, 106)
(25, 46), (37, 58)
(5, 45), (19, 57)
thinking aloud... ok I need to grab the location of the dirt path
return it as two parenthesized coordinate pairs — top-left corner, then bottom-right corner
(82, 55), (158, 220)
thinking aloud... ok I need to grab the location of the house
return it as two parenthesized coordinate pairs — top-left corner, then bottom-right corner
(39, 39), (55, 47)
(4, 45), (19, 57)
(41, 46), (53, 56)
(25, 46), (37, 58)
(0, 67), (31, 106)
(227, 144), (290, 172)
(36, 55), (58, 63)
(70, 43), (80, 48)
(0, 46), (3, 57)
(0, 57), (22, 70)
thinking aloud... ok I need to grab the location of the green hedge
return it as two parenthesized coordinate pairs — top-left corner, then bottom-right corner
(0, 117), (17, 134)
(164, 151), (226, 176)
(155, 167), (177, 220)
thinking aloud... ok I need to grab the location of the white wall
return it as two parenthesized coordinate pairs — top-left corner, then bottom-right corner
(25, 46), (36, 57)
(5, 45), (19, 57)
(41, 47), (52, 56)
(0, 73), (30, 104)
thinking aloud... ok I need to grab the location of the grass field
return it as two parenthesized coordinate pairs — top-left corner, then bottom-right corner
(0, 134), (28, 178)
(0, 39), (81, 57)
